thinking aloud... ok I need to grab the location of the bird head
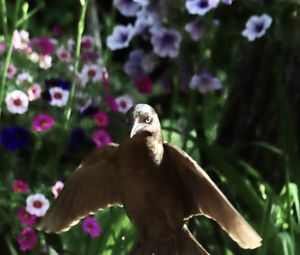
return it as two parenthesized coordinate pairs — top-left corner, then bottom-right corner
(126, 104), (161, 138)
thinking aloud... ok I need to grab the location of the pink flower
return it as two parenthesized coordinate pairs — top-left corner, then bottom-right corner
(5, 90), (29, 114)
(18, 208), (37, 225)
(51, 181), (64, 198)
(92, 129), (112, 147)
(135, 75), (153, 94)
(102, 69), (110, 88)
(106, 94), (118, 112)
(81, 35), (94, 49)
(7, 63), (17, 79)
(93, 112), (109, 127)
(32, 114), (55, 132)
(56, 46), (72, 63)
(17, 227), (37, 252)
(16, 72), (33, 84)
(115, 94), (134, 113)
(26, 193), (49, 217)
(49, 87), (69, 107)
(0, 42), (7, 54)
(13, 30), (29, 50)
(12, 179), (29, 193)
(27, 84), (41, 101)
(80, 64), (103, 84)
(82, 216), (101, 238)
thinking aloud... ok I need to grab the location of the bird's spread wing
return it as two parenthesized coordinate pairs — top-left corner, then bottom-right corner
(164, 144), (262, 249)
(37, 143), (121, 233)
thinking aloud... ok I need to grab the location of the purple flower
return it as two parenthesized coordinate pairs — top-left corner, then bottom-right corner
(82, 216), (101, 238)
(106, 94), (119, 112)
(185, 19), (204, 41)
(18, 208), (37, 225)
(185, 0), (220, 16)
(113, 0), (141, 17)
(106, 25), (135, 50)
(189, 72), (222, 93)
(151, 28), (182, 58)
(242, 14), (272, 42)
(17, 227), (37, 252)
(222, 0), (233, 4)
(1, 126), (31, 152)
(31, 37), (55, 55)
(135, 75), (153, 94)
(124, 49), (145, 78)
(134, 7), (162, 35)
(32, 114), (55, 132)
(92, 130), (112, 147)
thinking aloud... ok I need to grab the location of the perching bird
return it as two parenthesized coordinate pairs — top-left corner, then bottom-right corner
(38, 104), (262, 255)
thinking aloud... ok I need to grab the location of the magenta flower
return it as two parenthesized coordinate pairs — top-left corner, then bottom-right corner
(51, 181), (64, 198)
(32, 114), (55, 132)
(93, 112), (109, 127)
(106, 94), (119, 112)
(135, 75), (153, 94)
(18, 208), (37, 225)
(35, 37), (55, 55)
(17, 227), (37, 252)
(12, 179), (29, 193)
(92, 129), (112, 147)
(82, 216), (101, 238)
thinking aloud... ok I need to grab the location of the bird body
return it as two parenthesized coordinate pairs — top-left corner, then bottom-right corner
(38, 104), (262, 255)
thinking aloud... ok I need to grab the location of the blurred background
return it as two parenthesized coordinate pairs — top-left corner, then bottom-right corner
(0, 0), (299, 254)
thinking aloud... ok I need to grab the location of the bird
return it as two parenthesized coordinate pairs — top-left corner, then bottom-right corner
(37, 103), (262, 255)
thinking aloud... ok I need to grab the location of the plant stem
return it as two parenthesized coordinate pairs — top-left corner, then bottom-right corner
(0, 0), (8, 38)
(64, 0), (89, 129)
(0, 0), (21, 119)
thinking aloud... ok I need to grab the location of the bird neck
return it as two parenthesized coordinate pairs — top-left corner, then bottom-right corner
(145, 131), (164, 166)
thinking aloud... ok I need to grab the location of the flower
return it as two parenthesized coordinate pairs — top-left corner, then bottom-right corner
(134, 6), (162, 35)
(185, 0), (220, 16)
(13, 30), (30, 50)
(93, 112), (109, 127)
(27, 83), (42, 101)
(102, 69), (110, 88)
(124, 49), (145, 78)
(80, 64), (103, 84)
(49, 87), (69, 107)
(16, 72), (33, 84)
(81, 35), (94, 48)
(32, 114), (55, 132)
(134, 0), (149, 5)
(51, 181), (64, 198)
(5, 90), (29, 114)
(0, 42), (7, 54)
(26, 193), (50, 217)
(7, 63), (17, 79)
(151, 28), (182, 58)
(106, 94), (119, 112)
(113, 0), (141, 17)
(31, 37), (55, 55)
(52, 25), (63, 37)
(135, 75), (153, 94)
(185, 19), (204, 41)
(75, 92), (92, 112)
(82, 216), (101, 238)
(18, 208), (37, 225)
(242, 14), (272, 42)
(38, 54), (52, 69)
(189, 71), (222, 93)
(92, 129), (112, 147)
(56, 46), (72, 62)
(141, 53), (158, 73)
(106, 24), (135, 50)
(1, 126), (31, 151)
(17, 227), (37, 252)
(222, 0), (233, 4)
(115, 94), (134, 113)
(13, 180), (29, 193)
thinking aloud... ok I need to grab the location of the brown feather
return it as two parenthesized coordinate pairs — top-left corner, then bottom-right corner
(37, 143), (121, 233)
(164, 143), (262, 249)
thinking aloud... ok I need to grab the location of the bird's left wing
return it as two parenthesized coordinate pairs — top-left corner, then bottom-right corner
(164, 143), (262, 250)
(37, 143), (121, 233)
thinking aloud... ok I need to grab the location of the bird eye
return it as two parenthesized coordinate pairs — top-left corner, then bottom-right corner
(145, 117), (152, 124)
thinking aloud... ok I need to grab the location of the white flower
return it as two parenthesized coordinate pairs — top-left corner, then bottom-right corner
(12, 30), (29, 50)
(49, 87), (69, 107)
(115, 94), (134, 113)
(242, 14), (272, 42)
(5, 90), (29, 114)
(185, 0), (220, 16)
(16, 72), (33, 84)
(56, 46), (72, 63)
(26, 193), (50, 217)
(39, 55), (52, 69)
(51, 181), (64, 199)
(106, 24), (135, 50)
(27, 83), (42, 101)
(80, 64), (103, 83)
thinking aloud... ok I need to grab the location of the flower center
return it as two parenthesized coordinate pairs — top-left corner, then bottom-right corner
(120, 32), (129, 43)
(13, 98), (22, 106)
(255, 22), (264, 33)
(199, 0), (209, 8)
(53, 92), (62, 99)
(88, 69), (96, 78)
(61, 52), (68, 59)
(120, 100), (127, 109)
(33, 200), (42, 208)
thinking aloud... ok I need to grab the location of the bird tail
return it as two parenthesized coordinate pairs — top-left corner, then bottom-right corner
(130, 225), (209, 255)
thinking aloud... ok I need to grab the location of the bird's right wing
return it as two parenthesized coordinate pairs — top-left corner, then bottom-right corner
(37, 143), (121, 233)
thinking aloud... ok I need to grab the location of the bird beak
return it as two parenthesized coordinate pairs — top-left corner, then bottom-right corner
(130, 119), (145, 138)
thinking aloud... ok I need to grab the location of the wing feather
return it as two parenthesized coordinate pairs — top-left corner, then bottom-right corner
(164, 143), (262, 249)
(37, 143), (121, 233)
